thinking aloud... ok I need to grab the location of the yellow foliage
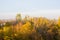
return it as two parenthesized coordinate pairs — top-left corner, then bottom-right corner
(58, 17), (60, 26)
(3, 27), (9, 32)
(20, 21), (32, 34)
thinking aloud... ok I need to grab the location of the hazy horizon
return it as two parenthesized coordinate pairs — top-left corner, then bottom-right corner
(0, 0), (60, 19)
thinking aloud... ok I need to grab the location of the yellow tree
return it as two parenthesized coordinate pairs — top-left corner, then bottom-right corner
(58, 17), (60, 27)
(20, 21), (33, 34)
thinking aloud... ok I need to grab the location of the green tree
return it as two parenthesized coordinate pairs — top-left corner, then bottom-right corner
(16, 13), (21, 22)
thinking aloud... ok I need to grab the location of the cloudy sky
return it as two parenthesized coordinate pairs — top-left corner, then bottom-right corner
(0, 0), (60, 19)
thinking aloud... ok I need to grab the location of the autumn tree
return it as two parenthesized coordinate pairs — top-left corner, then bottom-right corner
(58, 17), (60, 27)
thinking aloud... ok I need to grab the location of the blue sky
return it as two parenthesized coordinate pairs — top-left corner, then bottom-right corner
(0, 0), (60, 19)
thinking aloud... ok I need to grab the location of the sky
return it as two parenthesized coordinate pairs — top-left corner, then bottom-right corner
(0, 0), (60, 19)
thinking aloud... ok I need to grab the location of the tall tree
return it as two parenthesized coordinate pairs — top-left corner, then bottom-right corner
(16, 13), (21, 22)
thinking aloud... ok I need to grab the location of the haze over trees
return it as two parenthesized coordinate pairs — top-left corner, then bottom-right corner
(0, 13), (60, 40)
